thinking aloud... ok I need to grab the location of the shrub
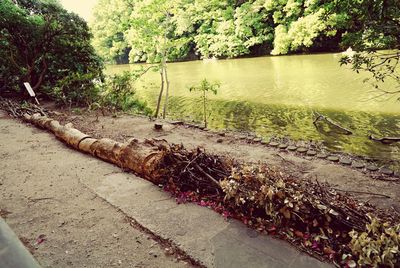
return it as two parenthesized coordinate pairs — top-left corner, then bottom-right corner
(188, 79), (220, 127)
(51, 71), (101, 107)
(99, 71), (152, 115)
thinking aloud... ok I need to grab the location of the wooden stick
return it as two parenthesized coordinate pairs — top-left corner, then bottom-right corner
(313, 111), (353, 135)
(332, 188), (391, 198)
(369, 134), (400, 144)
(194, 163), (221, 191)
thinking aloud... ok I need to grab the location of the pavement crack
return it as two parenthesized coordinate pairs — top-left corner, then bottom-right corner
(78, 178), (205, 268)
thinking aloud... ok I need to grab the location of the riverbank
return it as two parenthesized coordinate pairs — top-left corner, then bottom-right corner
(109, 52), (400, 164)
(47, 109), (399, 213)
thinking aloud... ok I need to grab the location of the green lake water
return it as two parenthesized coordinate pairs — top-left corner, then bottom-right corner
(107, 53), (400, 164)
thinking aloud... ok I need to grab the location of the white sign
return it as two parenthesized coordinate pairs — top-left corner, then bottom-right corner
(23, 82), (36, 97)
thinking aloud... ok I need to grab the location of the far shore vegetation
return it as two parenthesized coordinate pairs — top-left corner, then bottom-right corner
(1, 0), (398, 116)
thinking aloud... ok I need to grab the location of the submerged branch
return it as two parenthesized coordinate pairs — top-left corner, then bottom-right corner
(313, 111), (353, 135)
(369, 134), (400, 144)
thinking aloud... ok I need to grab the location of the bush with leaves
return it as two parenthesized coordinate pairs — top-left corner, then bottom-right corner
(99, 71), (152, 115)
(51, 71), (102, 107)
(0, 0), (103, 101)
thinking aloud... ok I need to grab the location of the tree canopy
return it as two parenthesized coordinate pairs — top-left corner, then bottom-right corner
(0, 0), (103, 104)
(91, 0), (400, 64)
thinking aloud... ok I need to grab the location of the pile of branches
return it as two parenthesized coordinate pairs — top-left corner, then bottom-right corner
(152, 142), (400, 266)
(156, 147), (399, 266)
(157, 144), (230, 195)
(218, 164), (399, 266)
(0, 97), (46, 118)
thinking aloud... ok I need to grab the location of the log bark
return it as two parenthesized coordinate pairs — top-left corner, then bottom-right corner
(78, 138), (98, 154)
(91, 138), (124, 165)
(23, 113), (168, 185)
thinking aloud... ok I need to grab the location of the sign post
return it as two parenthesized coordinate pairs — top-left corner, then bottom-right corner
(23, 82), (40, 106)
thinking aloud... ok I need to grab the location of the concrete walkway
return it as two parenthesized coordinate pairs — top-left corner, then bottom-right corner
(0, 118), (331, 267)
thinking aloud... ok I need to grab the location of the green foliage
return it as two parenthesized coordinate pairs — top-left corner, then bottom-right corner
(52, 71), (101, 107)
(92, 0), (399, 60)
(91, 0), (191, 64)
(188, 79), (220, 127)
(339, 0), (400, 98)
(0, 0), (103, 104)
(100, 71), (152, 115)
(349, 216), (399, 267)
(189, 79), (220, 95)
(91, 0), (132, 63)
(91, 0), (276, 61)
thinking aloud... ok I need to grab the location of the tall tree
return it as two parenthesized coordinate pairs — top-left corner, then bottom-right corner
(91, 0), (132, 63)
(126, 0), (175, 118)
(0, 0), (103, 104)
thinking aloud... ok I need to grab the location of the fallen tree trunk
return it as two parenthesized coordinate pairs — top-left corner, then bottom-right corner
(22, 113), (228, 189)
(23, 113), (174, 185)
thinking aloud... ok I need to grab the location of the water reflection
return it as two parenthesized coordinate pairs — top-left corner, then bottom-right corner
(107, 53), (400, 163)
(140, 91), (400, 163)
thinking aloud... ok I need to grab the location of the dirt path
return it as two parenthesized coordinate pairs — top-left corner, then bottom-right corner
(0, 117), (189, 268)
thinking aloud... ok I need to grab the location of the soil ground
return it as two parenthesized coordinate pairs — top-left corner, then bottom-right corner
(53, 111), (400, 213)
(0, 115), (190, 268)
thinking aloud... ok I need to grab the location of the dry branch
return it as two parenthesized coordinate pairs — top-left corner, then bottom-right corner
(313, 111), (353, 135)
(0, 97), (46, 118)
(369, 134), (400, 144)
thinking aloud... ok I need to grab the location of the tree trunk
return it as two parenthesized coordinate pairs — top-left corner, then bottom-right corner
(203, 91), (207, 128)
(23, 113), (168, 184)
(32, 59), (48, 91)
(162, 63), (170, 119)
(154, 64), (165, 118)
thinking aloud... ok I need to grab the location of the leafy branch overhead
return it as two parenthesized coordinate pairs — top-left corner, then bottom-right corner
(340, 51), (400, 99)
